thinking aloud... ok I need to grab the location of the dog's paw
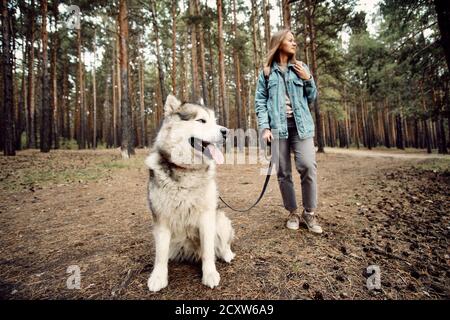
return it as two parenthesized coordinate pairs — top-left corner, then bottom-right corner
(202, 270), (220, 289)
(222, 250), (235, 263)
(147, 272), (168, 292)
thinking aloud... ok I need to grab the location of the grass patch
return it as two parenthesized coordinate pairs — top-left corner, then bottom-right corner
(0, 150), (145, 192)
(1, 167), (107, 191)
(98, 155), (146, 171)
(412, 158), (450, 173)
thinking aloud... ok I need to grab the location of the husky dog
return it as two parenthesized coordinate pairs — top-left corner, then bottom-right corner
(145, 94), (235, 292)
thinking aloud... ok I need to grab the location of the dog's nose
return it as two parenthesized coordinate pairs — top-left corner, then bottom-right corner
(220, 127), (229, 138)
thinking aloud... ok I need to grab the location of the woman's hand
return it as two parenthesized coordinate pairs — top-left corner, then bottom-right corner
(262, 128), (274, 143)
(293, 61), (311, 80)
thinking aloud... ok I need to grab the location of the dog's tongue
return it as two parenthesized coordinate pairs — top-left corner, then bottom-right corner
(205, 144), (224, 164)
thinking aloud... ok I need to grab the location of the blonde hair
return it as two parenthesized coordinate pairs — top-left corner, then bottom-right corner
(264, 29), (297, 68)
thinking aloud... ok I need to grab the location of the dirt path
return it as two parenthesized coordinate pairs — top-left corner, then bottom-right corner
(325, 147), (450, 160)
(0, 149), (448, 299)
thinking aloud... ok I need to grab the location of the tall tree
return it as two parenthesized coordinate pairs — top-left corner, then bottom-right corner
(171, 0), (177, 94)
(1, 0), (15, 155)
(50, 0), (59, 149)
(305, 0), (325, 152)
(434, 0), (450, 72)
(282, 0), (291, 28)
(149, 0), (167, 113)
(92, 28), (97, 149)
(194, 0), (209, 106)
(26, 0), (36, 148)
(40, 0), (51, 153)
(232, 0), (243, 129)
(262, 0), (271, 50)
(119, 0), (134, 158)
(217, 0), (228, 126)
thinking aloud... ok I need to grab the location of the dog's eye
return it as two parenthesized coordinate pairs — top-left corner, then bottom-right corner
(196, 119), (206, 124)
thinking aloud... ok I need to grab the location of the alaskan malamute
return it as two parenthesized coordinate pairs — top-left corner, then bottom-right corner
(145, 95), (235, 292)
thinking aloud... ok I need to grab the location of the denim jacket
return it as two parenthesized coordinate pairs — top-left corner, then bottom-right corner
(254, 61), (317, 139)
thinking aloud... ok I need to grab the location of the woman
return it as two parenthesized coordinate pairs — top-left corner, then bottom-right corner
(254, 29), (322, 233)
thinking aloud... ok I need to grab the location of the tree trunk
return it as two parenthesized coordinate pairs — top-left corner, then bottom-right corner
(217, 0), (228, 127)
(92, 28), (97, 149)
(383, 99), (390, 147)
(434, 0), (450, 72)
(305, 0), (324, 152)
(40, 0), (51, 153)
(62, 59), (70, 140)
(438, 115), (448, 154)
(17, 34), (26, 150)
(171, 0), (177, 94)
(353, 102), (360, 149)
(180, 28), (188, 102)
(194, 0), (209, 106)
(76, 27), (86, 149)
(251, 0), (260, 79)
(103, 72), (111, 147)
(262, 0), (271, 51)
(395, 113), (404, 150)
(207, 29), (218, 115)
(420, 80), (432, 153)
(188, 0), (200, 102)
(26, 0), (36, 148)
(232, 0), (242, 130)
(281, 0), (291, 28)
(119, 0), (134, 158)
(112, 43), (117, 147)
(150, 0), (166, 112)
(116, 29), (121, 144)
(51, 0), (59, 149)
(1, 0), (15, 155)
(139, 49), (146, 147)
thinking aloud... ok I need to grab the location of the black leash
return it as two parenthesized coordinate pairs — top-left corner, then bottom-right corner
(219, 71), (274, 213)
(218, 159), (273, 212)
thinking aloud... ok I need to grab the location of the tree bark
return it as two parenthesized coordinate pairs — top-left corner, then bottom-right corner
(119, 0), (134, 158)
(194, 0), (209, 106)
(150, 0), (166, 112)
(305, 0), (324, 152)
(171, 0), (177, 94)
(51, 0), (59, 149)
(282, 0), (291, 28)
(26, 0), (36, 148)
(40, 0), (51, 153)
(112, 42), (117, 147)
(250, 0), (260, 79)
(92, 28), (97, 149)
(434, 0), (450, 72)
(262, 0), (271, 51)
(1, 0), (15, 155)
(188, 0), (200, 102)
(217, 0), (228, 127)
(232, 0), (243, 130)
(139, 47), (146, 147)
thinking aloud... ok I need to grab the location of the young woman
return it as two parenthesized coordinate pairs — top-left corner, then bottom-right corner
(254, 29), (323, 233)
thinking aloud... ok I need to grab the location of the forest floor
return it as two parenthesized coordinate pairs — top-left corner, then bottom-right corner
(0, 147), (449, 300)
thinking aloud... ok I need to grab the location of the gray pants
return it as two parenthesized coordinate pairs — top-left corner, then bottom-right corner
(276, 117), (317, 212)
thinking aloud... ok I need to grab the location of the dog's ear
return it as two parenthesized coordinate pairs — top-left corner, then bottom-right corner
(164, 94), (182, 116)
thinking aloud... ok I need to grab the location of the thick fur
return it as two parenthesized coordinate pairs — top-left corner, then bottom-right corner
(146, 94), (235, 292)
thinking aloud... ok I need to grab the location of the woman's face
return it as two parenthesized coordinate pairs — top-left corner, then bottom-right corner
(279, 32), (297, 56)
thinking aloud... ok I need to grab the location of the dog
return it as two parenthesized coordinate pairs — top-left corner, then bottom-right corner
(145, 94), (235, 292)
